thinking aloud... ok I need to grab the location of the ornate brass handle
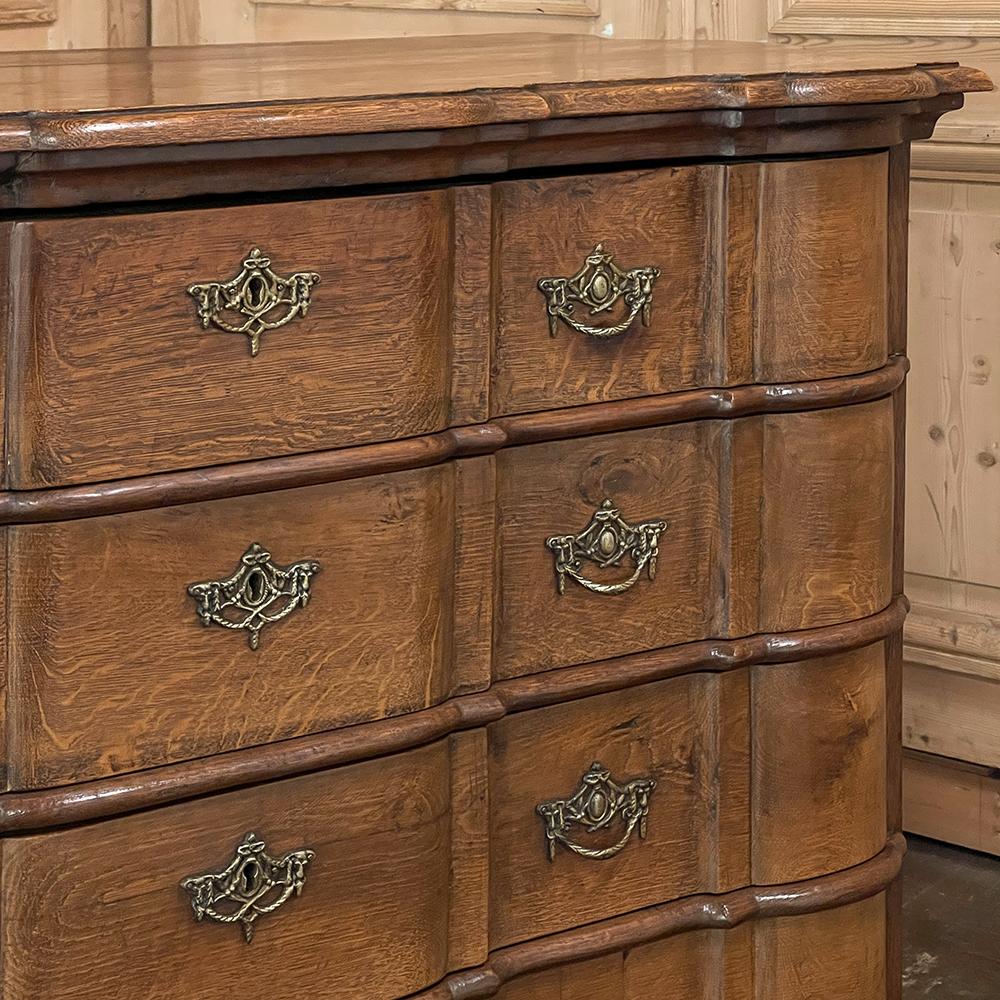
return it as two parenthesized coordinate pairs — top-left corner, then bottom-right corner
(538, 243), (660, 339)
(181, 832), (314, 943)
(546, 499), (667, 596)
(187, 247), (320, 356)
(537, 762), (656, 862)
(187, 542), (320, 650)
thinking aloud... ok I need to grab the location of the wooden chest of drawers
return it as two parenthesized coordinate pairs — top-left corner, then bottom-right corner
(0, 35), (986, 1000)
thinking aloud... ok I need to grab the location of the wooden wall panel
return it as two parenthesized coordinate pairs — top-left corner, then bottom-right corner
(0, 0), (146, 48)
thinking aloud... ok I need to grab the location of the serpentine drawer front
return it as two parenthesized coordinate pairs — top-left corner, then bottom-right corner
(0, 35), (985, 1000)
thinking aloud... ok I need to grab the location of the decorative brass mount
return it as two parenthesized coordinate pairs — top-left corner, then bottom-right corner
(181, 832), (314, 943)
(187, 247), (320, 356)
(546, 499), (667, 596)
(187, 542), (320, 650)
(537, 762), (656, 861)
(537, 244), (660, 339)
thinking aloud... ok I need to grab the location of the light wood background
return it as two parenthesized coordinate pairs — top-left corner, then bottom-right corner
(5, 0), (1000, 854)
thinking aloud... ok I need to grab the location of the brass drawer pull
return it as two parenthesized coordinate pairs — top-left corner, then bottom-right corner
(181, 832), (314, 943)
(187, 542), (320, 650)
(538, 243), (660, 339)
(187, 247), (321, 356)
(546, 499), (667, 596)
(537, 762), (656, 862)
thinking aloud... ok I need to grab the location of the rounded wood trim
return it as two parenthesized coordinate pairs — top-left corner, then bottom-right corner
(0, 598), (906, 833)
(0, 357), (909, 525)
(415, 833), (906, 999)
(4, 64), (990, 153)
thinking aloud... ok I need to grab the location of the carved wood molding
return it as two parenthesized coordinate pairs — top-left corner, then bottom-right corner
(0, 598), (906, 831)
(770, 0), (1000, 37)
(0, 0), (55, 27)
(0, 357), (908, 525)
(248, 0), (601, 13)
(416, 834), (906, 998)
(912, 139), (1000, 182)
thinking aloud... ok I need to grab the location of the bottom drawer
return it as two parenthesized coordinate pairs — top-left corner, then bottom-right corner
(0, 736), (486, 1000)
(494, 895), (887, 1000)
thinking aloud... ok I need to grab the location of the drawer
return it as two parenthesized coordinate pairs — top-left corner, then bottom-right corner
(487, 643), (887, 951)
(484, 896), (886, 999)
(494, 401), (894, 679)
(491, 154), (888, 418)
(488, 673), (751, 948)
(0, 736), (487, 1000)
(7, 189), (462, 487)
(5, 462), (491, 789)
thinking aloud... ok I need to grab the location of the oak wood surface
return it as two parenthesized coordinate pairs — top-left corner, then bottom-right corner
(759, 399), (895, 631)
(6, 467), (480, 788)
(0, 735), (487, 1000)
(487, 672), (749, 947)
(0, 598), (908, 832)
(0, 36), (985, 152)
(8, 189), (463, 487)
(0, 357), (908, 525)
(418, 838), (903, 998)
(751, 644), (888, 883)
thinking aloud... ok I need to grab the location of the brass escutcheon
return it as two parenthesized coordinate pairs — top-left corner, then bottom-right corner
(538, 244), (659, 339)
(187, 247), (320, 356)
(537, 762), (656, 862)
(187, 543), (320, 650)
(546, 499), (667, 596)
(181, 832), (314, 943)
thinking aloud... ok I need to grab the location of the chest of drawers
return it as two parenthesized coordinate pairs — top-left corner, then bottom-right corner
(0, 35), (987, 1000)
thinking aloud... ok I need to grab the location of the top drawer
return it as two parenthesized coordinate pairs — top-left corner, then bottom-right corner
(6, 190), (462, 487)
(492, 153), (888, 416)
(4, 154), (888, 487)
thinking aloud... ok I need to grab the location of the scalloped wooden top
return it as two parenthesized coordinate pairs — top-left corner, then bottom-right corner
(0, 34), (989, 153)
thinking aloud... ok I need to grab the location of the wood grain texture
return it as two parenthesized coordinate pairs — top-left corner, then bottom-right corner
(759, 399), (895, 631)
(903, 660), (1000, 767)
(493, 421), (725, 678)
(0, 357), (908, 525)
(752, 893), (886, 1000)
(0, 736), (487, 1000)
(754, 153), (889, 382)
(8, 190), (457, 487)
(0, 598), (908, 832)
(487, 672), (749, 947)
(6, 466), (484, 789)
(491, 165), (722, 414)
(903, 749), (1000, 856)
(752, 643), (887, 884)
(418, 838), (903, 998)
(0, 36), (984, 152)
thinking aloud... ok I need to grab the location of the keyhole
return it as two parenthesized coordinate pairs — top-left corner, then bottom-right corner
(242, 862), (258, 893)
(246, 275), (267, 310)
(245, 569), (267, 605)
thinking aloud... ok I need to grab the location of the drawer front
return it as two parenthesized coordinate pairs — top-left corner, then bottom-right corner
(0, 737), (486, 1000)
(489, 643), (888, 948)
(8, 190), (457, 487)
(492, 165), (721, 415)
(492, 896), (886, 999)
(488, 673), (751, 948)
(495, 401), (894, 678)
(6, 464), (489, 789)
(492, 154), (887, 418)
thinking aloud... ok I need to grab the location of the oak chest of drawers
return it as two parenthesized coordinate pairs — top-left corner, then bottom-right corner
(0, 35), (987, 1000)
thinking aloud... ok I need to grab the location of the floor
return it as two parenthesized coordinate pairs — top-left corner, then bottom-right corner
(903, 836), (1000, 998)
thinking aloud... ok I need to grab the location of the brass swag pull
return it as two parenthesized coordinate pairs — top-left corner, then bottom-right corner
(538, 243), (660, 339)
(537, 762), (656, 862)
(187, 247), (320, 356)
(546, 499), (667, 596)
(181, 832), (314, 943)
(187, 542), (320, 650)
